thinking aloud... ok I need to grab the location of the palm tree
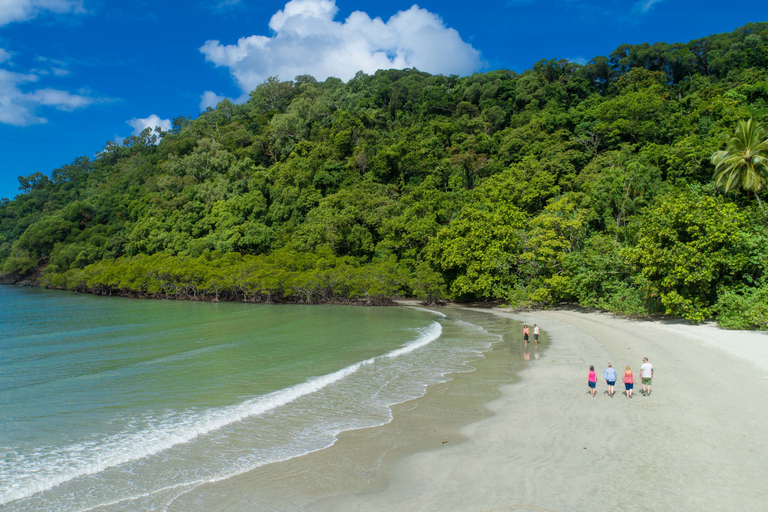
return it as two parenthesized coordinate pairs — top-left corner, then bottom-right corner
(711, 119), (768, 212)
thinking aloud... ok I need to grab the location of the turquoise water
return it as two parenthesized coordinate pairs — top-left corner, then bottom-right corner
(0, 286), (502, 511)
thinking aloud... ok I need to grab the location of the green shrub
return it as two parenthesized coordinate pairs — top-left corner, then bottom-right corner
(714, 287), (768, 330)
(596, 282), (651, 317)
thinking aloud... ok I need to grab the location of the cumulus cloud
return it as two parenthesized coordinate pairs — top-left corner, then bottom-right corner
(127, 114), (172, 136)
(200, 0), (482, 95)
(0, 0), (85, 26)
(200, 90), (226, 110)
(0, 68), (95, 126)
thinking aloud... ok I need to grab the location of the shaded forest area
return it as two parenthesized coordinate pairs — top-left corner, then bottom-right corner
(2, 22), (768, 327)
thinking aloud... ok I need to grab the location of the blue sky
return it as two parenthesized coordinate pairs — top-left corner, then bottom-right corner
(0, 0), (764, 200)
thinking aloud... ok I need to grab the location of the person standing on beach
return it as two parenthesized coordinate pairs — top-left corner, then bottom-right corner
(604, 363), (617, 397)
(586, 365), (597, 397)
(533, 324), (539, 345)
(640, 357), (654, 395)
(523, 325), (529, 344)
(623, 365), (635, 398)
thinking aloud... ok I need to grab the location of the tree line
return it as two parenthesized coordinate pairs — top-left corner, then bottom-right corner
(2, 22), (768, 328)
(43, 249), (444, 305)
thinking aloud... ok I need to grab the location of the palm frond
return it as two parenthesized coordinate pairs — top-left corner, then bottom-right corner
(711, 118), (768, 197)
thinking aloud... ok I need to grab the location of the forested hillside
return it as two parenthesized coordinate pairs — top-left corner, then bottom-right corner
(2, 22), (768, 327)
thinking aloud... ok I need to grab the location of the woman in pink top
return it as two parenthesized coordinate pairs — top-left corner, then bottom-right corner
(523, 325), (529, 344)
(624, 365), (635, 398)
(586, 365), (597, 397)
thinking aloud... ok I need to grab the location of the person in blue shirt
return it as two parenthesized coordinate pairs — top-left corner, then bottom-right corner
(604, 363), (617, 397)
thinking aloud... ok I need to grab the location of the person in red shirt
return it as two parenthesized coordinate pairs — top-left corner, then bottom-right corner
(623, 365), (635, 398)
(586, 365), (597, 397)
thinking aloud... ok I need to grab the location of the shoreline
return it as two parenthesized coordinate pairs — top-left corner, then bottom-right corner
(6, 282), (766, 335)
(151, 306), (532, 511)
(3, 295), (515, 511)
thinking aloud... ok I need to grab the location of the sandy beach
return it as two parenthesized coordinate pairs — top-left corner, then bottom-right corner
(315, 308), (768, 512)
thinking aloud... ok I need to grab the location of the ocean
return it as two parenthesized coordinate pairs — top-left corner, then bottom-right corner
(0, 286), (512, 511)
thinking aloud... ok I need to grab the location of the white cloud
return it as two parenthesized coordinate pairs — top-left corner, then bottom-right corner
(200, 0), (482, 95)
(0, 0), (85, 26)
(28, 88), (93, 110)
(633, 0), (665, 13)
(127, 114), (172, 136)
(200, 90), (226, 110)
(30, 56), (72, 77)
(0, 68), (94, 126)
(0, 49), (10, 63)
(0, 69), (43, 125)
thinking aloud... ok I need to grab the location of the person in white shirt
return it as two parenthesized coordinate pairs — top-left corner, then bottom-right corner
(640, 357), (654, 396)
(533, 324), (539, 345)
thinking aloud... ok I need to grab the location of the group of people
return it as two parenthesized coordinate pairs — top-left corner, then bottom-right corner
(522, 324), (539, 345)
(520, 324), (654, 398)
(586, 358), (654, 398)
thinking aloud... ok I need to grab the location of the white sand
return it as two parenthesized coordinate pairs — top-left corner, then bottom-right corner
(321, 309), (768, 512)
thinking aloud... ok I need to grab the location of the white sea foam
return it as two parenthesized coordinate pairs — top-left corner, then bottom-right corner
(385, 322), (442, 359)
(410, 307), (447, 317)
(0, 361), (363, 505)
(1, 322), (445, 506)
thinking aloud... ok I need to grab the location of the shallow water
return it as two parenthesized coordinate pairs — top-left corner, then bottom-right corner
(0, 287), (506, 511)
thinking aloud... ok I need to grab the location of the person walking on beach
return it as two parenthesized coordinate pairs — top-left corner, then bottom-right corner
(523, 325), (529, 344)
(623, 365), (635, 398)
(604, 363), (617, 397)
(640, 357), (654, 396)
(533, 324), (539, 345)
(586, 365), (597, 397)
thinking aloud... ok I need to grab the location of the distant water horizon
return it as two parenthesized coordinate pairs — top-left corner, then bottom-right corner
(0, 286), (502, 511)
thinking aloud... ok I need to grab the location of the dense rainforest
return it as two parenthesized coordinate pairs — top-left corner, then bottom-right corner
(2, 22), (768, 328)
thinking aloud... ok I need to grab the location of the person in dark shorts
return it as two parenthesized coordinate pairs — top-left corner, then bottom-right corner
(586, 365), (597, 397)
(623, 365), (635, 398)
(533, 324), (539, 345)
(523, 325), (529, 344)
(604, 362), (617, 397)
